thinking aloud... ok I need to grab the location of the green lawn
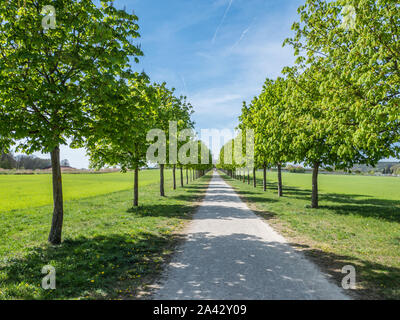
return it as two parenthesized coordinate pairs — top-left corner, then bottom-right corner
(0, 169), (174, 212)
(0, 171), (211, 300)
(266, 171), (400, 200)
(221, 171), (400, 300)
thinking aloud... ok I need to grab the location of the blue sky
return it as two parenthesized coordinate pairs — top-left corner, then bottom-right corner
(28, 0), (304, 168)
(132, 0), (302, 128)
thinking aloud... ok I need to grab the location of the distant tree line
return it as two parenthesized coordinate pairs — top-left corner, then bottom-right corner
(0, 152), (71, 170)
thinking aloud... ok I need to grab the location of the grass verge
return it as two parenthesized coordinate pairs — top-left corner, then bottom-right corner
(0, 173), (211, 300)
(220, 171), (400, 300)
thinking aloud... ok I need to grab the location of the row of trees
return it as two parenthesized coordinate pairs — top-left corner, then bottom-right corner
(0, 152), (71, 170)
(0, 1), (212, 244)
(0, 153), (53, 170)
(218, 0), (399, 208)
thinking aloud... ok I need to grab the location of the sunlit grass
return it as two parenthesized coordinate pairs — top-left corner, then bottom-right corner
(0, 169), (174, 212)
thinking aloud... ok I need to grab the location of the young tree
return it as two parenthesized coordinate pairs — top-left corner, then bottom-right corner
(255, 77), (293, 197)
(284, 0), (400, 167)
(283, 63), (374, 208)
(217, 139), (236, 177)
(85, 74), (154, 207)
(149, 85), (194, 196)
(0, 0), (143, 244)
(240, 97), (270, 192)
(60, 159), (70, 167)
(191, 140), (213, 178)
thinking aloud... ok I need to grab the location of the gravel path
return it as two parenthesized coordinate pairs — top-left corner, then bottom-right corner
(153, 172), (349, 300)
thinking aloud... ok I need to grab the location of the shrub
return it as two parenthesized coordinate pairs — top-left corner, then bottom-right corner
(286, 165), (306, 173)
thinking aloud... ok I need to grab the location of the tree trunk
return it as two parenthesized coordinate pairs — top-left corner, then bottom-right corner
(134, 167), (139, 206)
(247, 168), (250, 184)
(277, 163), (283, 197)
(180, 167), (184, 187)
(263, 165), (267, 192)
(48, 146), (64, 245)
(160, 164), (165, 197)
(186, 168), (188, 184)
(311, 162), (319, 208)
(253, 167), (256, 187)
(172, 165), (176, 190)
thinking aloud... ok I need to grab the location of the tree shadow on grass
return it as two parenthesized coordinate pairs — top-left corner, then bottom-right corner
(227, 175), (400, 224)
(127, 203), (195, 220)
(319, 201), (400, 224)
(284, 190), (400, 224)
(232, 189), (278, 203)
(183, 184), (210, 190)
(288, 242), (400, 300)
(126, 184), (209, 219)
(0, 232), (181, 300)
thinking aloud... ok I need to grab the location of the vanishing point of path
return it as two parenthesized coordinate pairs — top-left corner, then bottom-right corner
(153, 172), (349, 300)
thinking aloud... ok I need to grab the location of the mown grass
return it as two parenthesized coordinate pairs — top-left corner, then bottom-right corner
(0, 171), (211, 300)
(220, 171), (400, 300)
(0, 169), (173, 212)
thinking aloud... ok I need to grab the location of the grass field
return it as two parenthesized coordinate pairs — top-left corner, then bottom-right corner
(0, 169), (175, 212)
(221, 171), (400, 300)
(0, 170), (211, 300)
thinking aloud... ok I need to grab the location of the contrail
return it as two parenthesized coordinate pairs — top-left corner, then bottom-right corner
(212, 0), (233, 44)
(180, 75), (188, 96)
(230, 25), (251, 50)
(229, 17), (256, 52)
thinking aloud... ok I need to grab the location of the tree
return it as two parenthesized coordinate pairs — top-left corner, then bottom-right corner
(283, 63), (376, 208)
(0, 0), (143, 244)
(150, 85), (194, 196)
(60, 159), (70, 167)
(240, 78), (294, 197)
(281, 0), (400, 207)
(216, 131), (251, 183)
(216, 139), (236, 177)
(240, 97), (270, 192)
(284, 0), (400, 167)
(14, 154), (51, 169)
(85, 74), (154, 207)
(0, 152), (17, 169)
(196, 140), (213, 175)
(255, 78), (293, 197)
